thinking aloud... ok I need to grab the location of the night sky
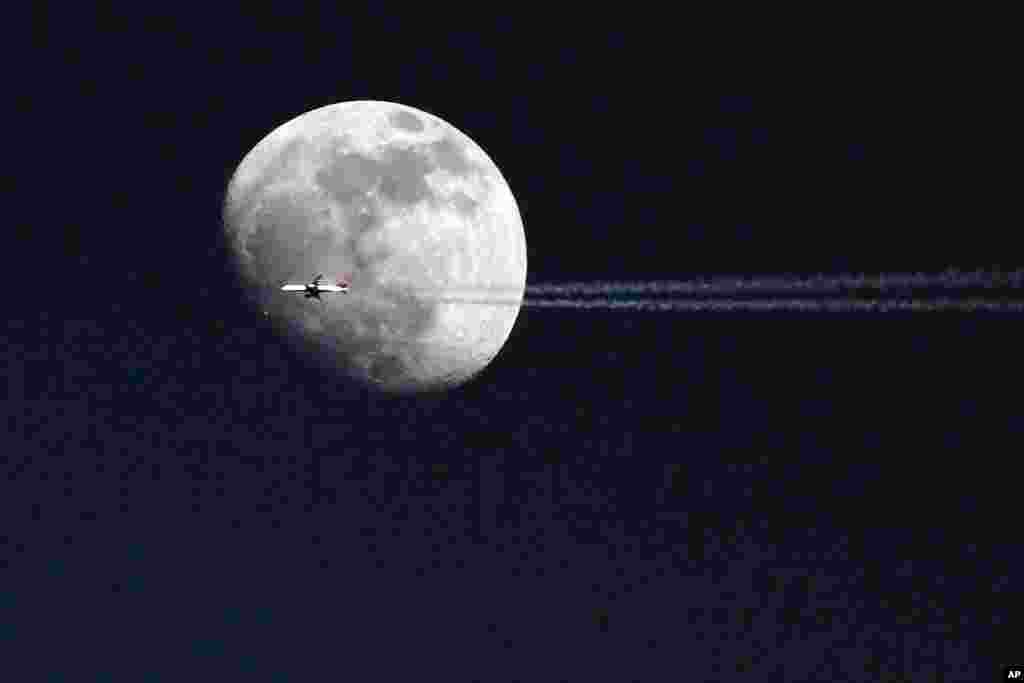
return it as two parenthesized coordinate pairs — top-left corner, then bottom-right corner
(6, 19), (1021, 681)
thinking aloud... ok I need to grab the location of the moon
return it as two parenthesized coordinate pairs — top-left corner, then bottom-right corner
(222, 101), (527, 393)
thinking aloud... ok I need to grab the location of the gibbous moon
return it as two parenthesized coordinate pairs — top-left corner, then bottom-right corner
(222, 101), (527, 393)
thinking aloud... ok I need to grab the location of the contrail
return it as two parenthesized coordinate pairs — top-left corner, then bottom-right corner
(520, 298), (1024, 313)
(413, 270), (1024, 313)
(524, 269), (1024, 298)
(427, 296), (1024, 313)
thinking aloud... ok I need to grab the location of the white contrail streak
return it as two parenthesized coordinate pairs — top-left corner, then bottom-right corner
(426, 296), (1024, 312)
(413, 271), (1024, 313)
(524, 270), (1024, 298)
(521, 298), (1024, 312)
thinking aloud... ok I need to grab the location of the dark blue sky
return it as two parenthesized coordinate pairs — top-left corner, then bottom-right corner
(5, 22), (1021, 681)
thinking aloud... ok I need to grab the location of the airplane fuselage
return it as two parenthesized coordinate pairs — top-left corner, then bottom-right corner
(281, 277), (349, 301)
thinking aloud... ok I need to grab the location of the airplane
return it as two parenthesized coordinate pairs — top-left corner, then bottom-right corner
(280, 274), (349, 302)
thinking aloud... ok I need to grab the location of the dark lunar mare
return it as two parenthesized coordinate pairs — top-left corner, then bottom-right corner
(389, 110), (425, 132)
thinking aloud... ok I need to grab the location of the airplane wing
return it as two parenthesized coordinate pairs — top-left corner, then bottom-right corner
(281, 285), (307, 291)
